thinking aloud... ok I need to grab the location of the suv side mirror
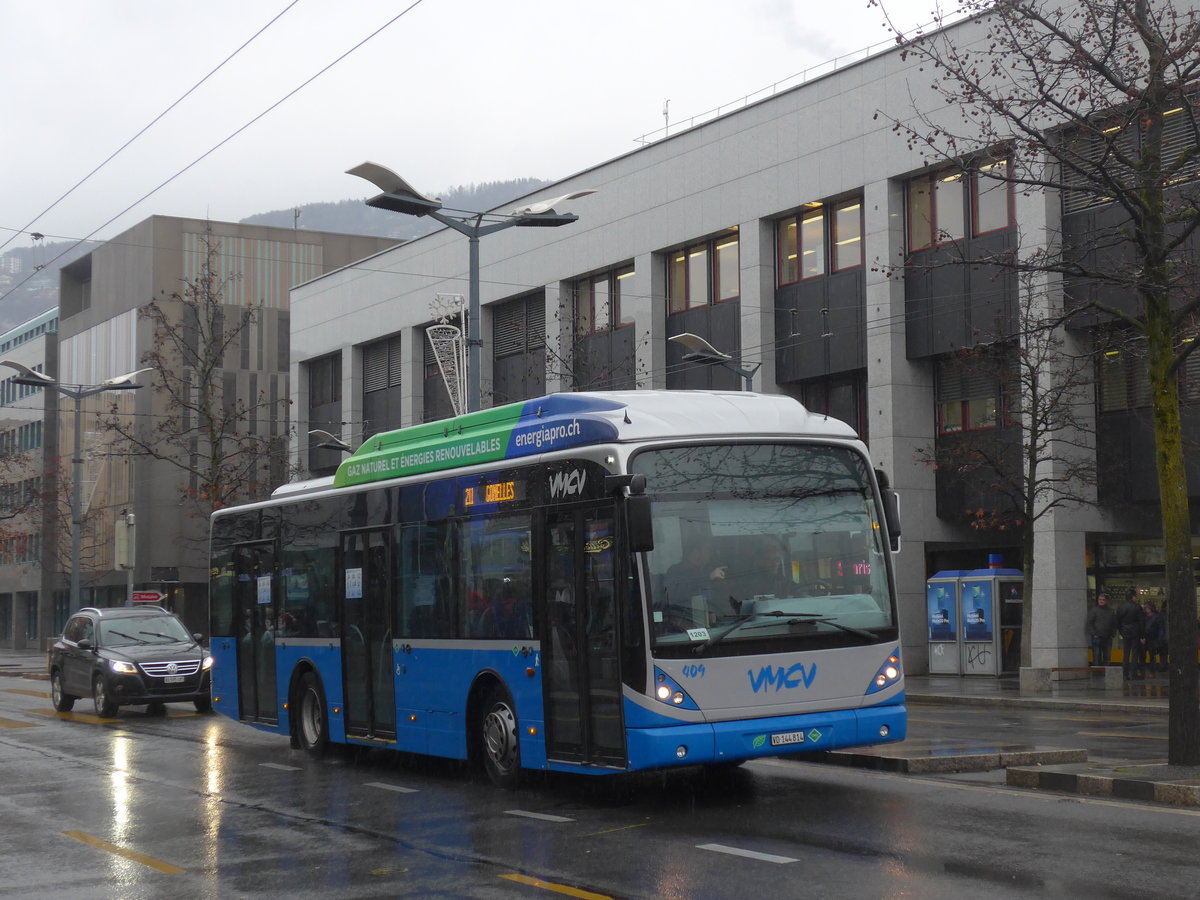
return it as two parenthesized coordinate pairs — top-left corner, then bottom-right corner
(77, 639), (93, 651)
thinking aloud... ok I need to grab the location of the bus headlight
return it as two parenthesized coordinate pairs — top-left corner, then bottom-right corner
(653, 667), (698, 710)
(865, 650), (903, 695)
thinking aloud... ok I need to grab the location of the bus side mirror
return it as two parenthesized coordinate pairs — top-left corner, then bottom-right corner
(605, 473), (654, 552)
(626, 493), (655, 553)
(875, 468), (902, 553)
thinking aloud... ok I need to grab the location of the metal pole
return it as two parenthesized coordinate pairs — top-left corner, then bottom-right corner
(467, 233), (482, 413)
(70, 393), (82, 610)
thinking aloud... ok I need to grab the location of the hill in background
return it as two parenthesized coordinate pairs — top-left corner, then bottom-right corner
(240, 178), (552, 239)
(0, 177), (551, 333)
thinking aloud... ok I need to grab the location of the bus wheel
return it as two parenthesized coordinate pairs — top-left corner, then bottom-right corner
(296, 673), (329, 757)
(480, 687), (521, 789)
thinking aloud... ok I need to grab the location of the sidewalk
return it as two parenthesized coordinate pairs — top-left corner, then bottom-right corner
(0, 648), (45, 678)
(5, 648), (1196, 805)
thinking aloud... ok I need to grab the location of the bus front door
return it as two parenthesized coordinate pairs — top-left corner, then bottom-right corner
(340, 529), (397, 741)
(233, 541), (278, 723)
(543, 509), (626, 768)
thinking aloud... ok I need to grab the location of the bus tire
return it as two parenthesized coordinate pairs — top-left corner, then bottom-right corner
(480, 686), (521, 789)
(296, 672), (329, 758)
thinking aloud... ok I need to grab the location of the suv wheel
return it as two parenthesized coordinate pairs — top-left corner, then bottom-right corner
(93, 675), (118, 718)
(51, 670), (76, 712)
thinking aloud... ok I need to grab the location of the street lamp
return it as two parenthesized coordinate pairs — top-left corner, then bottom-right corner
(307, 428), (352, 453)
(1, 361), (149, 611)
(668, 332), (762, 391)
(347, 161), (595, 413)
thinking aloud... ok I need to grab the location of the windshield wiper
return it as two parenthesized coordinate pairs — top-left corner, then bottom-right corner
(138, 630), (183, 641)
(106, 629), (145, 644)
(693, 610), (878, 653)
(693, 610), (796, 653)
(788, 613), (879, 643)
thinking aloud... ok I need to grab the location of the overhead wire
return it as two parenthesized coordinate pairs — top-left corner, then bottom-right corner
(0, 0), (429, 309)
(0, 0), (303, 259)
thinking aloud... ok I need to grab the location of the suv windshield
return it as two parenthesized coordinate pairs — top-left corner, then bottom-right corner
(632, 443), (894, 657)
(100, 615), (191, 647)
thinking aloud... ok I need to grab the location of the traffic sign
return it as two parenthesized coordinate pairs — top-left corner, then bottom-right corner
(131, 590), (165, 604)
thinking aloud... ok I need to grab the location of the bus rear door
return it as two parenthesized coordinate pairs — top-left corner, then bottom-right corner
(339, 528), (397, 740)
(233, 541), (278, 723)
(543, 508), (626, 768)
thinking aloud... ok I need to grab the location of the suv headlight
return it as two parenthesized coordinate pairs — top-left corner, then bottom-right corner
(201, 655), (214, 671)
(110, 660), (137, 675)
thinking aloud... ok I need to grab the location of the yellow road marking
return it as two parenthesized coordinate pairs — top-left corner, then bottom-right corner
(4, 688), (50, 698)
(1077, 731), (1168, 740)
(63, 830), (184, 874)
(28, 709), (119, 723)
(500, 873), (613, 899)
(0, 716), (39, 729)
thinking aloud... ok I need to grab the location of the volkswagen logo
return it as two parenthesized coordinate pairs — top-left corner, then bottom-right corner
(167, 663), (178, 675)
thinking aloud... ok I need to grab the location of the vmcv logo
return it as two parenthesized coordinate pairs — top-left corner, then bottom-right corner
(549, 469), (587, 499)
(748, 663), (817, 693)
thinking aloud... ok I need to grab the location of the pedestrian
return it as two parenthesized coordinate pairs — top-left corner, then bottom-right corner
(1143, 602), (1166, 679)
(1115, 589), (1145, 681)
(1085, 593), (1117, 667)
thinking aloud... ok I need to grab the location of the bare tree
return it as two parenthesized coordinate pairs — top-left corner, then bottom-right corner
(105, 229), (294, 527)
(916, 286), (1098, 667)
(879, 0), (1200, 762)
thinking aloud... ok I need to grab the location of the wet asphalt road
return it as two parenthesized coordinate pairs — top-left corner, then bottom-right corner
(0, 683), (1192, 899)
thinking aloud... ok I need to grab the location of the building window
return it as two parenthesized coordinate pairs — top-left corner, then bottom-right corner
(668, 230), (739, 311)
(1098, 344), (1155, 412)
(363, 335), (403, 394)
(936, 355), (1007, 433)
(832, 199), (863, 272)
(573, 265), (633, 336)
(776, 198), (862, 286)
(973, 158), (1010, 235)
(308, 354), (341, 407)
(908, 159), (1011, 252)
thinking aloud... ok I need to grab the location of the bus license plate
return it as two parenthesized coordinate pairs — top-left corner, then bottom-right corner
(163, 676), (184, 684)
(770, 731), (805, 747)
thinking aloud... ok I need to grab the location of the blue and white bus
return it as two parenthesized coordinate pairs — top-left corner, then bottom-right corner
(209, 391), (905, 786)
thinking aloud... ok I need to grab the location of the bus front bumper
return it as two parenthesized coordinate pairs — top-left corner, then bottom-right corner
(625, 702), (907, 770)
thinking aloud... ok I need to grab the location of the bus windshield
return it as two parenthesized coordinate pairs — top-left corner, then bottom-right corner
(632, 443), (893, 656)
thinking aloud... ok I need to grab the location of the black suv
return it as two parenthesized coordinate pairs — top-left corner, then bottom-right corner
(49, 606), (212, 717)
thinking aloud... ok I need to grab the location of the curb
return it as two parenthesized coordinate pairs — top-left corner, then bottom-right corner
(812, 746), (1087, 774)
(1007, 762), (1200, 807)
(907, 692), (1168, 717)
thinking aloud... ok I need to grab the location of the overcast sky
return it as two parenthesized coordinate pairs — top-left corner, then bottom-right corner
(1, 0), (938, 252)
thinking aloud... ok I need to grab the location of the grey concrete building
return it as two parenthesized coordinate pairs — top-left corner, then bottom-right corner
(0, 309), (58, 648)
(288, 10), (1198, 673)
(35, 216), (401, 640)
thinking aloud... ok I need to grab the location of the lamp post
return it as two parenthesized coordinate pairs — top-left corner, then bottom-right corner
(668, 332), (761, 391)
(1, 362), (148, 610)
(347, 162), (594, 413)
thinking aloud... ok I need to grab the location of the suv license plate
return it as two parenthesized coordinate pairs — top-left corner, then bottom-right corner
(163, 675), (184, 684)
(770, 731), (805, 747)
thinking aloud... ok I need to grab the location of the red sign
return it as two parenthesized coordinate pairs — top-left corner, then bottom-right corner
(131, 590), (165, 604)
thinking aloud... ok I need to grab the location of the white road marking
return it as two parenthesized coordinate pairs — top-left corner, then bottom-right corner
(697, 843), (797, 864)
(506, 809), (575, 823)
(366, 781), (418, 793)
